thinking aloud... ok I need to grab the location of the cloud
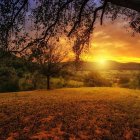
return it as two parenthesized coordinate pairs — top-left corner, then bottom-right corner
(88, 19), (140, 62)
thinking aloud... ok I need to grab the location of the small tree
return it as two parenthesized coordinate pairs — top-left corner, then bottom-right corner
(28, 40), (68, 90)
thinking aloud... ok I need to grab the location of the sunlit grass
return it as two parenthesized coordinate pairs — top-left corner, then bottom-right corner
(0, 87), (140, 139)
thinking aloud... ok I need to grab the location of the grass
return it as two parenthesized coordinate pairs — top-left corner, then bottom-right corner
(0, 87), (140, 139)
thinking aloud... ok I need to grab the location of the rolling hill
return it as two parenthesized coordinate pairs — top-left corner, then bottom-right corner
(73, 61), (140, 70)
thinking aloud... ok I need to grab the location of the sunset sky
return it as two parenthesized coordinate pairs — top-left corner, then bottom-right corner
(28, 0), (140, 63)
(83, 19), (140, 63)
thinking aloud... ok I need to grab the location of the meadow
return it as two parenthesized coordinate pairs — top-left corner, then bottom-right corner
(0, 87), (140, 139)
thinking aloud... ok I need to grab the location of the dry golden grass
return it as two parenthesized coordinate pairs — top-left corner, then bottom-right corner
(0, 87), (140, 140)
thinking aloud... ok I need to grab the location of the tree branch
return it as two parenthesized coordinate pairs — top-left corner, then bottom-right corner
(68, 0), (89, 36)
(101, 0), (108, 25)
(43, 0), (74, 39)
(108, 0), (140, 12)
(12, 0), (28, 24)
(12, 0), (75, 54)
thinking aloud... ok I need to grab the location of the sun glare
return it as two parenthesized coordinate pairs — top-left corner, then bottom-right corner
(94, 58), (108, 69)
(99, 59), (106, 64)
(97, 58), (107, 65)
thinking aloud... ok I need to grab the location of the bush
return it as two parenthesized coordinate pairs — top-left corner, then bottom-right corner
(0, 67), (19, 92)
(66, 80), (84, 87)
(118, 76), (130, 88)
(84, 71), (111, 87)
(129, 73), (140, 89)
(32, 72), (48, 89)
(19, 72), (49, 91)
(51, 78), (84, 88)
(19, 73), (34, 91)
(51, 78), (66, 88)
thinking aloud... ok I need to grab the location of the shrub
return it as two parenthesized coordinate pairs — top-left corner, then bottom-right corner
(119, 76), (130, 84)
(32, 72), (48, 89)
(118, 76), (130, 88)
(19, 73), (34, 91)
(0, 67), (19, 92)
(51, 78), (66, 88)
(66, 80), (84, 87)
(129, 73), (140, 89)
(84, 71), (111, 87)
(51, 78), (84, 88)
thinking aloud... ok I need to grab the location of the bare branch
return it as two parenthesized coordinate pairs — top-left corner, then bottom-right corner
(101, 0), (108, 25)
(12, 0), (28, 24)
(43, 0), (74, 39)
(68, 0), (89, 36)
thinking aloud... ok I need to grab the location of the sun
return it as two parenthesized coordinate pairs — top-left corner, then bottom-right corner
(98, 58), (107, 65)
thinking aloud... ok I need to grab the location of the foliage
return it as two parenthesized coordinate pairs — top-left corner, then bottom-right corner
(118, 76), (130, 88)
(0, 55), (140, 92)
(66, 80), (84, 88)
(32, 72), (48, 89)
(129, 73), (140, 89)
(0, 67), (19, 92)
(51, 78), (84, 88)
(0, 0), (139, 60)
(18, 73), (34, 91)
(84, 71), (111, 87)
(51, 78), (66, 88)
(115, 72), (140, 89)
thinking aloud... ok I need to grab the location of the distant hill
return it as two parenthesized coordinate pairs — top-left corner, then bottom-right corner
(83, 61), (140, 70)
(0, 50), (140, 71)
(106, 61), (140, 70)
(67, 61), (140, 70)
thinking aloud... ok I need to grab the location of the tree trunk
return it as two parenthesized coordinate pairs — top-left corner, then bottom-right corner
(47, 75), (50, 90)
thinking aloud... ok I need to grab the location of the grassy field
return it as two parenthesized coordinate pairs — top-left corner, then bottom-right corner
(0, 87), (140, 140)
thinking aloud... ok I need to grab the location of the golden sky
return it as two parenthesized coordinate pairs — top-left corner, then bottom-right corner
(84, 19), (140, 63)
(54, 18), (140, 63)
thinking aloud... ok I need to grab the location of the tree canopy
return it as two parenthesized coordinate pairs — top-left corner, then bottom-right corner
(0, 0), (140, 58)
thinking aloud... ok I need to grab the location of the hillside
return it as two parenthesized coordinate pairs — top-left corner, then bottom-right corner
(0, 87), (140, 139)
(77, 61), (140, 70)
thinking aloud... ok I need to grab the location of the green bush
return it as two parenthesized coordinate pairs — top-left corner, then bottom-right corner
(51, 78), (84, 88)
(0, 67), (19, 92)
(51, 78), (66, 88)
(66, 80), (84, 87)
(32, 72), (48, 89)
(19, 73), (34, 91)
(84, 71), (111, 87)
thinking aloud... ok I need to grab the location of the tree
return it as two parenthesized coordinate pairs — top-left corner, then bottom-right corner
(21, 0), (140, 59)
(0, 0), (139, 60)
(0, 0), (28, 54)
(27, 39), (68, 90)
